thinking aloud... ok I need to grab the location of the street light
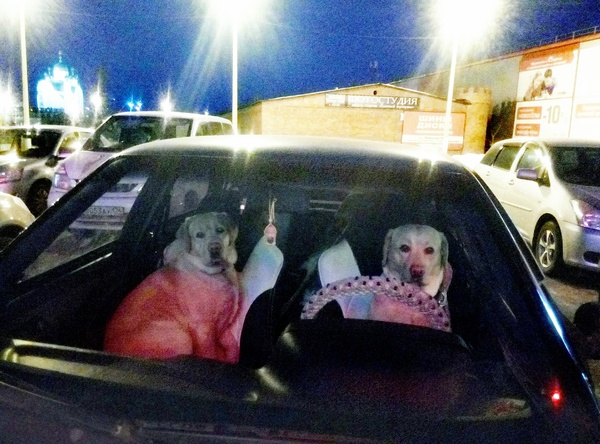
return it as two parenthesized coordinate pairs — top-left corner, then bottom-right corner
(434, 0), (502, 153)
(90, 88), (102, 125)
(18, 2), (30, 128)
(207, 0), (270, 134)
(160, 89), (173, 113)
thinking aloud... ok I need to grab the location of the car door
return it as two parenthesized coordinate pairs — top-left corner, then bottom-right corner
(476, 142), (523, 207)
(501, 142), (548, 242)
(0, 162), (157, 350)
(0, 155), (233, 352)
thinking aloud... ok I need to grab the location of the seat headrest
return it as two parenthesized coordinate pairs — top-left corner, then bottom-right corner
(335, 192), (409, 237)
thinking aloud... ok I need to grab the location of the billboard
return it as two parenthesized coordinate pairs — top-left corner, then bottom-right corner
(513, 44), (578, 137)
(401, 111), (466, 152)
(570, 39), (600, 138)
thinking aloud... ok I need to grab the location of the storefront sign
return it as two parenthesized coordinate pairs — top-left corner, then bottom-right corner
(401, 111), (465, 151)
(325, 93), (419, 109)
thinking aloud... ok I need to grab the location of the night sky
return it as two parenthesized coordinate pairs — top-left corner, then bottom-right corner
(1, 0), (600, 115)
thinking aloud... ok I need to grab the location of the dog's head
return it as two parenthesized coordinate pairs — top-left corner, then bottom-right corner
(175, 212), (238, 274)
(382, 224), (449, 296)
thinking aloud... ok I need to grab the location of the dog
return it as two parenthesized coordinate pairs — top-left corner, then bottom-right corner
(164, 212), (238, 277)
(382, 224), (451, 298)
(104, 212), (243, 363)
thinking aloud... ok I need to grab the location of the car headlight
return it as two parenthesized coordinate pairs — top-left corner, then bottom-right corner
(52, 165), (77, 191)
(571, 199), (600, 231)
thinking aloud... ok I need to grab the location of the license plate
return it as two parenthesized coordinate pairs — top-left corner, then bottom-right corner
(81, 205), (125, 218)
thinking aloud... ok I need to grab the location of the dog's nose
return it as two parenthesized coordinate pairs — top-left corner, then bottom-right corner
(410, 265), (425, 278)
(209, 242), (223, 258)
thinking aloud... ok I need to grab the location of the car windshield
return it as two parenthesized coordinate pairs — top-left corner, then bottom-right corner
(0, 128), (61, 159)
(550, 145), (600, 186)
(83, 115), (193, 152)
(0, 144), (596, 442)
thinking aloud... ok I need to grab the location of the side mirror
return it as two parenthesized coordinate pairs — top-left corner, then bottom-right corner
(45, 155), (59, 168)
(516, 168), (540, 181)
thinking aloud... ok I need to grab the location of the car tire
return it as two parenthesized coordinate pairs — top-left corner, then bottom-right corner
(534, 220), (563, 276)
(26, 181), (51, 217)
(0, 226), (24, 250)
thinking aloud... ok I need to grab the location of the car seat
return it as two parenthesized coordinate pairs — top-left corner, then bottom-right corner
(237, 185), (312, 367)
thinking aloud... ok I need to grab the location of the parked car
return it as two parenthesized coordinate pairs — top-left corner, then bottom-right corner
(0, 191), (35, 250)
(473, 137), (600, 276)
(0, 135), (598, 442)
(0, 125), (93, 216)
(47, 111), (233, 206)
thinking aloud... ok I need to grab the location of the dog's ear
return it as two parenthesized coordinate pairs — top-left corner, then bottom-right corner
(381, 229), (394, 268)
(216, 212), (239, 265)
(438, 230), (449, 269)
(175, 217), (193, 252)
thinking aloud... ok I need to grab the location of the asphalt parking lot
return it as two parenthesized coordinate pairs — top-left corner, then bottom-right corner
(545, 269), (599, 322)
(544, 269), (600, 386)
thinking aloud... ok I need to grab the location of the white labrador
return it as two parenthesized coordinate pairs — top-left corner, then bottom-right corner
(382, 224), (449, 297)
(164, 212), (239, 276)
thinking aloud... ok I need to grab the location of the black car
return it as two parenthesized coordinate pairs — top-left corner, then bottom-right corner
(0, 135), (597, 443)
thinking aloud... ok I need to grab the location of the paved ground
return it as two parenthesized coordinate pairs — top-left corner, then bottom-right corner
(544, 269), (600, 386)
(545, 271), (599, 322)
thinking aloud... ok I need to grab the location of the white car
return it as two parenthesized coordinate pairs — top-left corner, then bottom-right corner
(474, 137), (600, 275)
(0, 125), (93, 216)
(0, 191), (35, 249)
(48, 111), (233, 206)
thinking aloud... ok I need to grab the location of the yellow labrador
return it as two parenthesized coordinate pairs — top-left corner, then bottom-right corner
(105, 211), (242, 362)
(164, 212), (239, 276)
(382, 224), (449, 297)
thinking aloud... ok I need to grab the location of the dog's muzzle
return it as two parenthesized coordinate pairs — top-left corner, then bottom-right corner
(409, 265), (425, 281)
(209, 242), (224, 259)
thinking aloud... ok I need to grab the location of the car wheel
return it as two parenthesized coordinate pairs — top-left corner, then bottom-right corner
(0, 226), (24, 250)
(26, 181), (50, 217)
(534, 220), (563, 276)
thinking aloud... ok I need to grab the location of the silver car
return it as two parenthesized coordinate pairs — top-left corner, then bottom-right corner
(474, 137), (600, 275)
(0, 125), (93, 216)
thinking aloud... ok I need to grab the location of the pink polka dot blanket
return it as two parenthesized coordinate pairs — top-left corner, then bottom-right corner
(301, 275), (451, 332)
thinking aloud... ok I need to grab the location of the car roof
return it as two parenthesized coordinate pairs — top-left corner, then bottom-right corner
(0, 124), (93, 132)
(121, 134), (465, 170)
(495, 136), (600, 149)
(111, 111), (232, 123)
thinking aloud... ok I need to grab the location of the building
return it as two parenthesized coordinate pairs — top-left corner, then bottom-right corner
(392, 29), (600, 146)
(236, 28), (600, 154)
(236, 83), (491, 154)
(36, 53), (84, 124)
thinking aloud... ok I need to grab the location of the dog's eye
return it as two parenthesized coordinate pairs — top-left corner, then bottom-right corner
(196, 232), (205, 239)
(400, 245), (410, 253)
(424, 247), (435, 255)
(215, 227), (225, 234)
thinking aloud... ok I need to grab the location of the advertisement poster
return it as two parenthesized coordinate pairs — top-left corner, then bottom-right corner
(574, 40), (600, 98)
(513, 99), (572, 137)
(513, 44), (578, 137)
(570, 40), (600, 137)
(401, 111), (465, 152)
(569, 99), (600, 138)
(516, 44), (578, 101)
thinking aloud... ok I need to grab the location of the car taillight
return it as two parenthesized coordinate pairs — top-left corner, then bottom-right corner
(52, 166), (77, 191)
(0, 167), (23, 183)
(546, 378), (563, 409)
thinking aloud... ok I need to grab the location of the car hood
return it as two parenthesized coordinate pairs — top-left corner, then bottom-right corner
(0, 154), (34, 168)
(568, 183), (600, 208)
(64, 151), (113, 180)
